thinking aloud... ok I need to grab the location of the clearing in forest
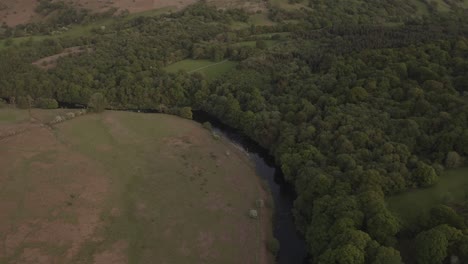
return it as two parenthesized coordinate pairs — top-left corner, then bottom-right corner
(0, 108), (273, 264)
(387, 167), (468, 225)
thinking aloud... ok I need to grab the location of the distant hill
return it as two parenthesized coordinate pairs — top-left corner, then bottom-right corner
(0, 0), (267, 27)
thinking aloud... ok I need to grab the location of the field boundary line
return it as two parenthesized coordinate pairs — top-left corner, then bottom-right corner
(187, 59), (229, 73)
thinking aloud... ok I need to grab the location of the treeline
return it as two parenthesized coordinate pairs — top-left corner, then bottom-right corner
(203, 36), (468, 263)
(0, 3), (467, 263)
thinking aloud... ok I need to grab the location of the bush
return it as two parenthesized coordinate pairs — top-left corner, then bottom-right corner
(445, 151), (461, 168)
(35, 98), (58, 109)
(88, 92), (107, 113)
(0, 98), (6, 108)
(266, 237), (280, 256)
(178, 107), (193, 119)
(212, 133), (220, 140)
(202, 121), (212, 131)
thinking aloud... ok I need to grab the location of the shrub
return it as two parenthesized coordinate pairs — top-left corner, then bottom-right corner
(0, 98), (6, 108)
(88, 92), (107, 113)
(445, 151), (461, 168)
(65, 112), (75, 119)
(212, 133), (220, 140)
(249, 209), (258, 219)
(202, 121), (212, 131)
(178, 107), (193, 119)
(35, 98), (58, 109)
(266, 237), (280, 256)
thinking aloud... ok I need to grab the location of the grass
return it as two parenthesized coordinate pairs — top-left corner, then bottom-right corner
(250, 13), (276, 26)
(234, 40), (279, 48)
(432, 0), (452, 12)
(229, 13), (276, 29)
(0, 107), (29, 124)
(0, 7), (175, 50)
(165, 59), (238, 81)
(409, 0), (431, 16)
(0, 109), (271, 263)
(387, 167), (468, 225)
(269, 0), (310, 11)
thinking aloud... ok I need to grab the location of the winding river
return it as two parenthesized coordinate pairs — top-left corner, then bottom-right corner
(25, 100), (308, 263)
(192, 111), (308, 264)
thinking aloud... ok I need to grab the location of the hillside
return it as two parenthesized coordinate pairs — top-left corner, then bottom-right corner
(0, 0), (468, 264)
(0, 0), (266, 27)
(0, 108), (273, 264)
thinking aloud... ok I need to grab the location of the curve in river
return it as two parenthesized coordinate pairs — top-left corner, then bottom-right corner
(39, 101), (308, 263)
(192, 111), (308, 264)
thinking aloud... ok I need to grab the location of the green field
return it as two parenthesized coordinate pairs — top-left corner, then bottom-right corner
(165, 59), (238, 81)
(0, 7), (175, 50)
(0, 109), (272, 263)
(234, 40), (279, 48)
(0, 107), (29, 124)
(387, 167), (468, 224)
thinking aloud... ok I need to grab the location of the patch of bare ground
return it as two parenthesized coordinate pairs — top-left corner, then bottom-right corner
(0, 0), (40, 27)
(0, 0), (196, 26)
(0, 124), (110, 263)
(32, 46), (93, 70)
(93, 240), (128, 264)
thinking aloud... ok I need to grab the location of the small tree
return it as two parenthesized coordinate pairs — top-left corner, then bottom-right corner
(266, 237), (280, 256)
(445, 151), (461, 168)
(178, 107), (193, 119)
(88, 92), (107, 113)
(35, 98), (58, 109)
(415, 228), (448, 264)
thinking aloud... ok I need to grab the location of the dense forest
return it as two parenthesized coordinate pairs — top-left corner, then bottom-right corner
(1, 1), (468, 263)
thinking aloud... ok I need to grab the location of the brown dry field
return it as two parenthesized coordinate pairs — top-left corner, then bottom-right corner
(0, 108), (274, 264)
(0, 0), (196, 26)
(0, 0), (266, 26)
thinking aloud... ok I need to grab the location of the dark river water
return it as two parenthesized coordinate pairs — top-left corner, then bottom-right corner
(192, 111), (308, 264)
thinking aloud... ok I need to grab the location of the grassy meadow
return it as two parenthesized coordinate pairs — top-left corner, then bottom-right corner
(0, 7), (176, 50)
(0, 109), (273, 264)
(387, 167), (468, 225)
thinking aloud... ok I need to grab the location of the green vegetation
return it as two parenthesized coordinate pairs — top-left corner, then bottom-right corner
(35, 98), (59, 109)
(88, 92), (107, 113)
(165, 59), (238, 81)
(270, 0), (310, 11)
(250, 13), (276, 25)
(1, 1), (468, 263)
(0, 110), (270, 263)
(0, 5), (175, 50)
(0, 108), (29, 124)
(387, 168), (468, 225)
(233, 40), (278, 48)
